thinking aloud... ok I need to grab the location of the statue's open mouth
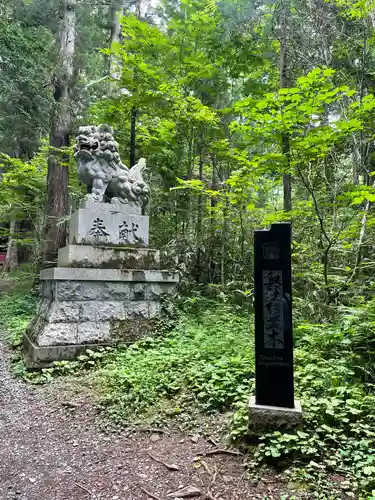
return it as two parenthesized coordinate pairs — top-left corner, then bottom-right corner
(79, 140), (99, 152)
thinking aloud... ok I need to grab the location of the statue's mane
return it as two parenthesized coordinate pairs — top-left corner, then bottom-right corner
(75, 124), (128, 172)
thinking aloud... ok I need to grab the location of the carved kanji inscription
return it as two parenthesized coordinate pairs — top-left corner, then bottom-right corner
(262, 270), (284, 349)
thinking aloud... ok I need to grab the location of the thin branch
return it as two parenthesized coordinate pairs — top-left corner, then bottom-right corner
(137, 484), (162, 500)
(74, 482), (94, 497)
(203, 448), (242, 457)
(148, 453), (180, 471)
(296, 164), (331, 246)
(348, 179), (375, 282)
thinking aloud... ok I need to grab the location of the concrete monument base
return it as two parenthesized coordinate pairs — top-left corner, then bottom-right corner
(58, 244), (161, 269)
(25, 197), (179, 365)
(249, 396), (303, 430)
(25, 263), (178, 364)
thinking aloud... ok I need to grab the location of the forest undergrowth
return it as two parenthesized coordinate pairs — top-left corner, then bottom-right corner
(1, 279), (374, 499)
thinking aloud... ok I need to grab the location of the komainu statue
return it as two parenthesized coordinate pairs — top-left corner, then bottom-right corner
(74, 124), (149, 208)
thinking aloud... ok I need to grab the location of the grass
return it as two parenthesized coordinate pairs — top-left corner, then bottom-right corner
(0, 276), (37, 347)
(95, 307), (255, 425)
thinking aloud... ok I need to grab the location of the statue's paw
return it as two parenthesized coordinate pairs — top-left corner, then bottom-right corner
(84, 193), (103, 203)
(111, 197), (128, 205)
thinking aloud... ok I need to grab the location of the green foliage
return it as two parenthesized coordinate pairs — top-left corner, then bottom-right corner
(1, 0), (375, 497)
(232, 308), (375, 497)
(95, 306), (254, 423)
(0, 146), (48, 206)
(14, 347), (115, 385)
(0, 15), (54, 158)
(0, 283), (37, 346)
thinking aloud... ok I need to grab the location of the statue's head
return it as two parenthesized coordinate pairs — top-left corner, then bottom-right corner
(74, 124), (149, 209)
(74, 124), (121, 166)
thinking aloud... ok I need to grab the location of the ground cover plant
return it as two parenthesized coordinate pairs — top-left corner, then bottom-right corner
(2, 281), (374, 498)
(0, 274), (38, 347)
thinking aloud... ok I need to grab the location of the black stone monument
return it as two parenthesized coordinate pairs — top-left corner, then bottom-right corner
(254, 222), (294, 408)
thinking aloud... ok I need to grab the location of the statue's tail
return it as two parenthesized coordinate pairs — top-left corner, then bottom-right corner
(129, 158), (146, 182)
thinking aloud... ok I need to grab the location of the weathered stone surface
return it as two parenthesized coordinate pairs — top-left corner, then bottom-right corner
(77, 321), (111, 344)
(146, 283), (176, 300)
(30, 297), (162, 347)
(38, 323), (78, 347)
(41, 279), (177, 303)
(69, 208), (149, 246)
(79, 200), (141, 215)
(34, 299), (161, 324)
(132, 283), (146, 300)
(58, 244), (160, 269)
(24, 332), (110, 365)
(40, 267), (179, 283)
(110, 318), (157, 343)
(49, 301), (80, 322)
(41, 280), (54, 300)
(248, 396), (302, 430)
(78, 301), (125, 322)
(43, 281), (131, 301)
(148, 302), (163, 318)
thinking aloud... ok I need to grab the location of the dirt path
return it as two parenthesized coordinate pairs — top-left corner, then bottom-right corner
(0, 338), (302, 500)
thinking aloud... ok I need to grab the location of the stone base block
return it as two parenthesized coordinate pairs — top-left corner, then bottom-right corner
(27, 301), (161, 357)
(69, 208), (149, 246)
(27, 262), (179, 362)
(40, 270), (177, 304)
(41, 280), (176, 302)
(58, 244), (161, 269)
(28, 295), (165, 346)
(40, 267), (178, 282)
(79, 200), (141, 215)
(249, 396), (302, 430)
(24, 332), (111, 366)
(38, 299), (162, 324)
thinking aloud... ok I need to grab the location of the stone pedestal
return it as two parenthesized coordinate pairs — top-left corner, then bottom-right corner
(25, 203), (179, 364)
(249, 397), (302, 430)
(69, 208), (149, 246)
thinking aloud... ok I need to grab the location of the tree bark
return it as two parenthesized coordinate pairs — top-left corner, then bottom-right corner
(130, 106), (137, 167)
(280, 1), (292, 212)
(195, 148), (204, 283)
(43, 0), (75, 267)
(108, 1), (122, 81)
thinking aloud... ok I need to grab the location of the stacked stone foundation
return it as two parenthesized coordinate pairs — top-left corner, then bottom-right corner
(25, 203), (178, 364)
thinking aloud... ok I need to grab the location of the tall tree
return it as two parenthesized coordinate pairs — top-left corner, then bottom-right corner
(43, 0), (76, 266)
(280, 0), (292, 212)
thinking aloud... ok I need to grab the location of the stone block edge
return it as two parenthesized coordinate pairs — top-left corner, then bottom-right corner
(248, 396), (303, 430)
(24, 332), (112, 366)
(40, 267), (180, 283)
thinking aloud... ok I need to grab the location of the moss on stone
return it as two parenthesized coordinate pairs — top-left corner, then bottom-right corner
(110, 318), (157, 343)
